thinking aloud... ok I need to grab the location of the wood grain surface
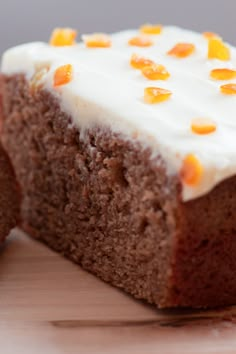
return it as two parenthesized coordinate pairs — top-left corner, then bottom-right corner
(1, 229), (236, 354)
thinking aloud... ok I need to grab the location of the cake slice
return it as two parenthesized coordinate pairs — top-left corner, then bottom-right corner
(1, 25), (236, 308)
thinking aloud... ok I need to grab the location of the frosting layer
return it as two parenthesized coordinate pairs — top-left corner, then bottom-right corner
(2, 26), (236, 201)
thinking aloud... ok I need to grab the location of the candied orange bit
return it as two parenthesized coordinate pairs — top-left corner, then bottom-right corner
(210, 68), (236, 80)
(203, 31), (220, 39)
(167, 43), (195, 58)
(139, 24), (162, 35)
(208, 38), (230, 61)
(220, 83), (236, 95)
(83, 33), (111, 48)
(142, 64), (170, 80)
(180, 154), (203, 186)
(130, 54), (154, 70)
(191, 118), (217, 135)
(128, 36), (153, 47)
(53, 64), (73, 87)
(50, 28), (77, 46)
(144, 87), (172, 104)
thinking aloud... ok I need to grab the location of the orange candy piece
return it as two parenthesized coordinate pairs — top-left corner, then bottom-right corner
(139, 24), (162, 35)
(128, 36), (153, 47)
(208, 38), (230, 61)
(53, 64), (73, 87)
(50, 28), (77, 46)
(191, 118), (217, 135)
(142, 64), (170, 80)
(83, 33), (112, 48)
(167, 43), (195, 58)
(203, 31), (220, 39)
(144, 87), (172, 104)
(180, 154), (203, 186)
(210, 68), (236, 80)
(130, 54), (154, 70)
(220, 83), (236, 95)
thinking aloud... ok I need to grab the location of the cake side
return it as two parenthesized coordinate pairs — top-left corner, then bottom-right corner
(2, 74), (236, 308)
(168, 177), (236, 307)
(1, 74), (181, 307)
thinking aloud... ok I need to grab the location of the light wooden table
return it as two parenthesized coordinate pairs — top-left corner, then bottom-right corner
(1, 230), (236, 354)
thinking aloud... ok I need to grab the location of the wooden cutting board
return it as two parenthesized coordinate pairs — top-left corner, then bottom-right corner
(1, 230), (236, 354)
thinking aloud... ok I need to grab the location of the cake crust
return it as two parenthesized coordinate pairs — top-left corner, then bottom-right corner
(2, 74), (236, 308)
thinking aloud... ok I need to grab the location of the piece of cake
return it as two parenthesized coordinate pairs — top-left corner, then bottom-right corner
(0, 140), (20, 246)
(1, 25), (236, 308)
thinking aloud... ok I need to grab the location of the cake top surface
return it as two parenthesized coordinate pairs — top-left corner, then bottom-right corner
(2, 25), (236, 202)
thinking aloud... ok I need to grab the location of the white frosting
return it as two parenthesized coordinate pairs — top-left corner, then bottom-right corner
(2, 26), (236, 201)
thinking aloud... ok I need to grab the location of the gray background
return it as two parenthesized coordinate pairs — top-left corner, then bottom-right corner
(0, 0), (235, 54)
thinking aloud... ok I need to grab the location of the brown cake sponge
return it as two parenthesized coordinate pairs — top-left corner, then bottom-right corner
(0, 141), (20, 246)
(2, 74), (236, 308)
